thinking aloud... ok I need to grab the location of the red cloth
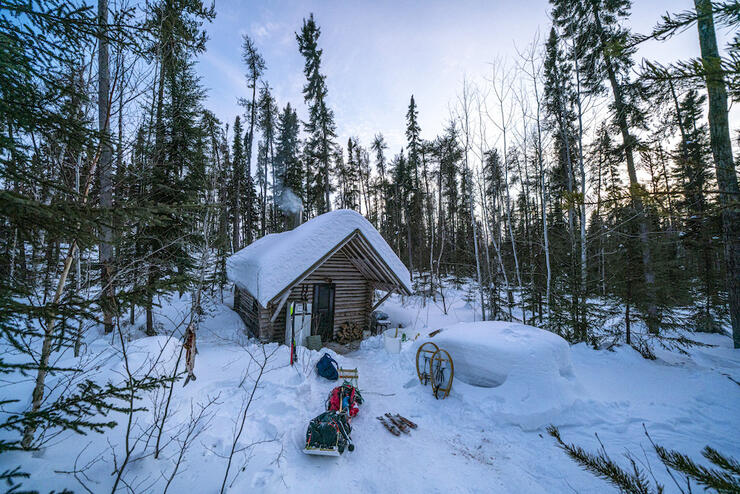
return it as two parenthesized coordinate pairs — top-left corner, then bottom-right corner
(328, 385), (359, 417)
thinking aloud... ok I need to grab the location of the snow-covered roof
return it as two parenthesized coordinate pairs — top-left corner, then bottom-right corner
(227, 209), (412, 307)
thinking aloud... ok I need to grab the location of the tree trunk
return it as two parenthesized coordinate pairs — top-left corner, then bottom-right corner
(556, 83), (579, 336)
(243, 79), (258, 247)
(468, 185), (485, 321)
(74, 155), (83, 357)
(517, 106), (532, 325)
(146, 16), (168, 337)
(530, 54), (551, 321)
(593, 4), (659, 333)
(323, 133), (331, 214)
(695, 0), (740, 348)
(98, 0), (114, 334)
(499, 100), (523, 312)
(406, 207), (414, 277)
(574, 52), (587, 305)
(422, 149), (435, 285)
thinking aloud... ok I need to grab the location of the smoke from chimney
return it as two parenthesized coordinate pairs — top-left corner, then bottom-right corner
(277, 188), (304, 229)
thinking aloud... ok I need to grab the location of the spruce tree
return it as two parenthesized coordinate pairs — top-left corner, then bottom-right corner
(0, 0), (187, 472)
(274, 103), (302, 228)
(693, 0), (740, 347)
(337, 138), (353, 209)
(98, 0), (115, 334)
(231, 115), (246, 248)
(551, 0), (660, 333)
(201, 110), (230, 292)
(239, 35), (265, 247)
(434, 122), (463, 277)
(642, 1), (740, 345)
(257, 82), (278, 233)
(371, 134), (389, 231)
(405, 95), (425, 275)
(338, 137), (360, 211)
(296, 13), (337, 215)
(674, 90), (721, 331)
(543, 26), (586, 341)
(142, 0), (214, 334)
(482, 148), (506, 305)
(406, 95), (422, 180)
(356, 139), (372, 216)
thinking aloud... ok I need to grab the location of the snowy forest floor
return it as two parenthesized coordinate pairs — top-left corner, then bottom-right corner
(3, 285), (740, 493)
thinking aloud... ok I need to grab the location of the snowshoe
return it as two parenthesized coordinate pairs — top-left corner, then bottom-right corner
(376, 416), (400, 436)
(384, 413), (410, 433)
(394, 414), (418, 429)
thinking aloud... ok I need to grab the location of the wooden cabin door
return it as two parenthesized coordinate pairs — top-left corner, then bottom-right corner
(311, 283), (335, 341)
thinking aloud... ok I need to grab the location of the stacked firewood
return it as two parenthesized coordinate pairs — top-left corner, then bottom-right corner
(335, 322), (363, 344)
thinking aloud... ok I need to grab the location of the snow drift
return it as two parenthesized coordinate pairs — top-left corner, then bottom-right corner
(426, 322), (582, 426)
(429, 321), (574, 388)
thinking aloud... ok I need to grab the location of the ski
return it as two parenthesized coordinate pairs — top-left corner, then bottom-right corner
(384, 413), (409, 433)
(394, 414), (418, 429)
(376, 416), (400, 436)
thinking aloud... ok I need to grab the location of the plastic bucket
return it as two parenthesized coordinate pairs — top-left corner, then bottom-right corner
(383, 328), (402, 354)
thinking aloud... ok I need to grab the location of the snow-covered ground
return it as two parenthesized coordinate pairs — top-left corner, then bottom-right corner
(3, 285), (740, 493)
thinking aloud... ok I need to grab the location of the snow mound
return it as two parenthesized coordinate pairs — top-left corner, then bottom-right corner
(429, 321), (582, 425)
(226, 209), (412, 307)
(430, 321), (574, 388)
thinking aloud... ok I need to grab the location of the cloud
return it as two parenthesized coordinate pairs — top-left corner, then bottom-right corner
(201, 52), (246, 94)
(250, 21), (283, 42)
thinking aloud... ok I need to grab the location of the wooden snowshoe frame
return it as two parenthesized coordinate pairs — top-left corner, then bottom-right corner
(430, 348), (454, 399)
(416, 342), (439, 385)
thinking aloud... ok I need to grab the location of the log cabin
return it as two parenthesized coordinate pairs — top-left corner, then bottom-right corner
(227, 209), (412, 343)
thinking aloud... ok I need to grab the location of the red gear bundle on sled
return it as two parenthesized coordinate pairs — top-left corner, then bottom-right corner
(327, 381), (363, 417)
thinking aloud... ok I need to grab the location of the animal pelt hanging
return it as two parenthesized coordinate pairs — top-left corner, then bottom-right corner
(183, 323), (198, 386)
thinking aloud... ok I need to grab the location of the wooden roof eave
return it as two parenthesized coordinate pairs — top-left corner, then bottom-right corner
(342, 239), (379, 281)
(343, 237), (396, 286)
(349, 233), (412, 296)
(266, 228), (411, 306)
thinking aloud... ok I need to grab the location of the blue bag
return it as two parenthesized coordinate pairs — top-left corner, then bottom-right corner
(316, 353), (339, 380)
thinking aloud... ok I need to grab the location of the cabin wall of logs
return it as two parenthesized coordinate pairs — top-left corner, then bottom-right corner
(232, 230), (407, 345)
(256, 247), (373, 343)
(233, 286), (259, 337)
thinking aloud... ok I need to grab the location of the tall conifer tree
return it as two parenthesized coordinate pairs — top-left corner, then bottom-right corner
(551, 0), (660, 332)
(296, 13), (336, 215)
(240, 35), (265, 247)
(275, 103), (302, 227)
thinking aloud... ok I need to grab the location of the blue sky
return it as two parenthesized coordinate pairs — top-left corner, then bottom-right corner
(197, 0), (735, 153)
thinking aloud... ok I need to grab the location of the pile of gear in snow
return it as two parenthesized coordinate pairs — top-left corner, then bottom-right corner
(304, 354), (363, 456)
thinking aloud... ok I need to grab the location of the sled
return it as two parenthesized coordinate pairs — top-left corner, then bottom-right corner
(303, 445), (342, 457)
(338, 367), (359, 388)
(303, 412), (354, 457)
(304, 385), (360, 457)
(415, 342), (439, 385)
(430, 348), (454, 399)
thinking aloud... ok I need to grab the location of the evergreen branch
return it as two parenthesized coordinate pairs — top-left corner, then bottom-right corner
(654, 445), (740, 493)
(632, 1), (740, 45)
(547, 425), (656, 494)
